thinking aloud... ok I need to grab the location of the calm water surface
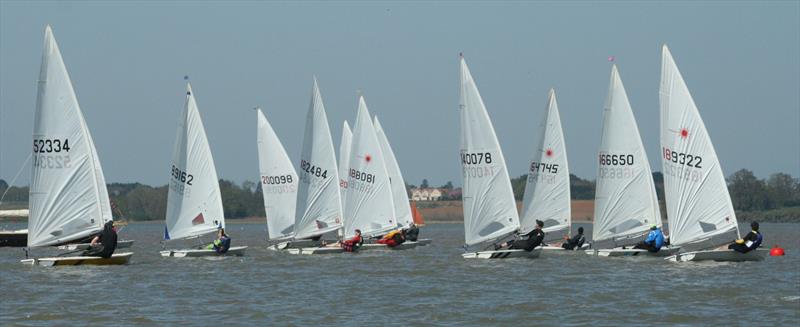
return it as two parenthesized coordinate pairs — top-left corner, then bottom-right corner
(1, 222), (798, 326)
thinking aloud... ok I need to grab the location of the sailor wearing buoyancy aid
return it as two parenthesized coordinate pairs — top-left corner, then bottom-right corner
(728, 221), (763, 253)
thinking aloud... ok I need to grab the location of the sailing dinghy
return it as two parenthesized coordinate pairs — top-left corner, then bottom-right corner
(371, 116), (428, 248)
(658, 45), (765, 262)
(256, 108), (302, 250)
(458, 55), (540, 259)
(21, 26), (133, 266)
(281, 78), (345, 252)
(585, 65), (678, 257)
(520, 89), (583, 253)
(159, 83), (246, 257)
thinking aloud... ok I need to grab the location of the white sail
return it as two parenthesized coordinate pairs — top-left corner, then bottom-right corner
(659, 44), (739, 250)
(343, 96), (396, 238)
(519, 89), (571, 240)
(459, 56), (520, 247)
(374, 116), (413, 228)
(164, 83), (225, 241)
(257, 108), (298, 241)
(592, 65), (662, 247)
(294, 78), (343, 239)
(338, 121), (352, 206)
(28, 25), (113, 247)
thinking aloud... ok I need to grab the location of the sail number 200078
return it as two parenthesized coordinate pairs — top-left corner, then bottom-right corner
(461, 152), (495, 178)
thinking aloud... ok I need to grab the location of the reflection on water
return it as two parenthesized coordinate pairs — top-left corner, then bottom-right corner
(1, 222), (798, 325)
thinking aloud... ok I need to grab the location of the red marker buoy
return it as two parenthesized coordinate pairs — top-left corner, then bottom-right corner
(770, 245), (785, 256)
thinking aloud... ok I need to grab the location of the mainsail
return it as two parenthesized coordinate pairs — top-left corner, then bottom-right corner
(374, 116), (413, 228)
(519, 89), (571, 241)
(257, 108), (298, 241)
(28, 25), (113, 247)
(592, 65), (661, 248)
(459, 56), (520, 248)
(164, 83), (225, 241)
(293, 78), (343, 239)
(342, 96), (396, 238)
(338, 121), (352, 205)
(660, 44), (739, 251)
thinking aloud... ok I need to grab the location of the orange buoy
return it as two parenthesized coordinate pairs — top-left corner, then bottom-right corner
(770, 245), (785, 256)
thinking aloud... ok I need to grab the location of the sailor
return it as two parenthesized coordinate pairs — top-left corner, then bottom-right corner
(83, 221), (118, 258)
(206, 228), (231, 254)
(376, 229), (406, 247)
(633, 225), (664, 253)
(728, 221), (763, 253)
(561, 227), (586, 250)
(405, 222), (420, 242)
(340, 229), (363, 252)
(498, 220), (545, 252)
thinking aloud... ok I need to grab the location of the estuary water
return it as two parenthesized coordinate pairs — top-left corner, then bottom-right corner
(1, 221), (798, 326)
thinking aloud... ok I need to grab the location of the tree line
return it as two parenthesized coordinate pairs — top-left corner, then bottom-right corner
(1, 169), (798, 221)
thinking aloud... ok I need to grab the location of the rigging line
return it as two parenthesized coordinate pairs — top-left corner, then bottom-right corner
(0, 153), (32, 205)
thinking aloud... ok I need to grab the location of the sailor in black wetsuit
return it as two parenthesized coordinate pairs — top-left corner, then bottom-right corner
(83, 221), (118, 258)
(728, 221), (763, 253)
(561, 227), (586, 250)
(500, 220), (545, 252)
(405, 223), (420, 242)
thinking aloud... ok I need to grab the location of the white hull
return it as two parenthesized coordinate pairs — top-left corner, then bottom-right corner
(415, 239), (432, 246)
(21, 252), (133, 266)
(462, 248), (543, 259)
(666, 248), (768, 262)
(360, 241), (422, 251)
(586, 246), (681, 257)
(286, 246), (345, 255)
(267, 239), (322, 251)
(58, 240), (135, 251)
(542, 244), (589, 252)
(160, 246), (247, 258)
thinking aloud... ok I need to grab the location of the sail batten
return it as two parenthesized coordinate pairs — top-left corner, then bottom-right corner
(659, 45), (739, 250)
(459, 57), (519, 248)
(28, 26), (112, 248)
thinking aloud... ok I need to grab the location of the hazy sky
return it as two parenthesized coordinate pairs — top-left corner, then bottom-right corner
(1, 1), (798, 188)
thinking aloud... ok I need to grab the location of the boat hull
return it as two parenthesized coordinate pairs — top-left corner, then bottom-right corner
(58, 240), (135, 251)
(586, 246), (681, 257)
(0, 229), (27, 247)
(666, 249), (768, 262)
(286, 246), (345, 255)
(267, 239), (325, 251)
(542, 243), (590, 253)
(21, 252), (133, 266)
(160, 246), (248, 258)
(360, 241), (423, 251)
(415, 239), (432, 246)
(462, 248), (542, 259)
